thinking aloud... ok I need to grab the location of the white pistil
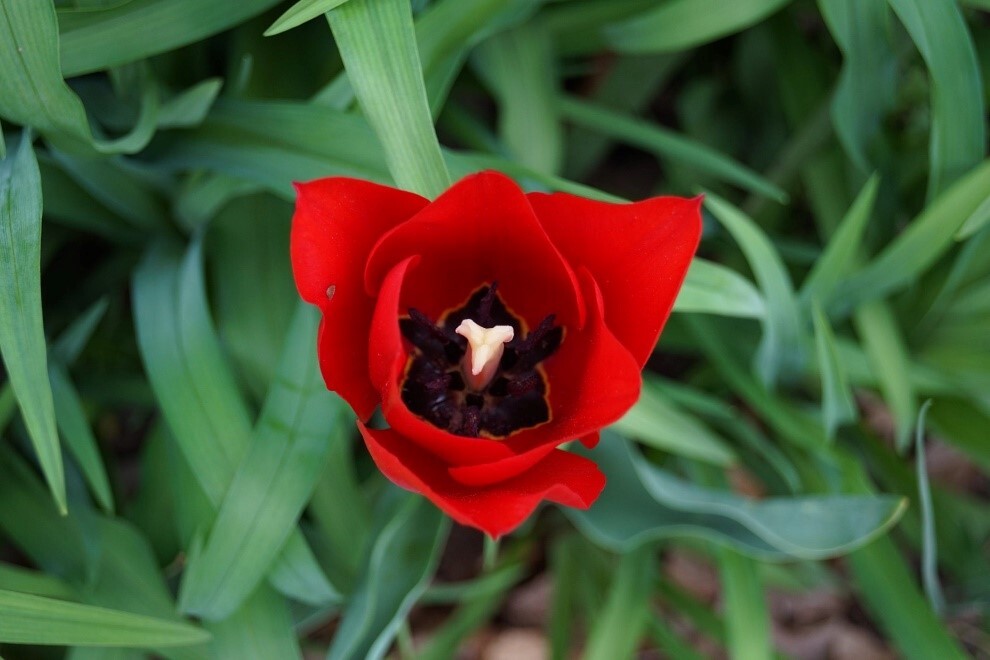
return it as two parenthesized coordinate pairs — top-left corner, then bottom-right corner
(455, 318), (514, 391)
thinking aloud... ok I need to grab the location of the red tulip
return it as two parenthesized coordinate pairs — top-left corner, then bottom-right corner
(291, 171), (701, 538)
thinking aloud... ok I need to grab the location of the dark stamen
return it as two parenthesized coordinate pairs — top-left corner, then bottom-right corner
(508, 372), (539, 396)
(476, 281), (499, 326)
(400, 283), (560, 439)
(409, 308), (455, 345)
(517, 314), (556, 355)
(460, 406), (482, 437)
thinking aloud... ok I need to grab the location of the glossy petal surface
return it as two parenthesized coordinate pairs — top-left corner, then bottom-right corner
(365, 171), (585, 329)
(529, 192), (702, 366)
(359, 422), (605, 538)
(291, 178), (428, 419)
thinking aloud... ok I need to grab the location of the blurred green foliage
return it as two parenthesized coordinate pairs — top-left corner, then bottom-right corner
(0, 0), (988, 657)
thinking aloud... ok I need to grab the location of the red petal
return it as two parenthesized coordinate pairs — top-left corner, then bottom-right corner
(364, 171), (585, 329)
(579, 432), (600, 449)
(359, 422), (605, 538)
(528, 192), (702, 366)
(379, 268), (638, 481)
(370, 258), (513, 465)
(290, 178), (428, 420)
(501, 269), (642, 455)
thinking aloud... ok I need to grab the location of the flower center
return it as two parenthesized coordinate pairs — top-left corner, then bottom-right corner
(398, 283), (562, 438)
(455, 319), (514, 391)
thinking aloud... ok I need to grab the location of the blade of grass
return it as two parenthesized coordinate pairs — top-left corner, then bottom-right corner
(614, 380), (737, 466)
(559, 96), (787, 202)
(0, 590), (209, 648)
(887, 0), (985, 199)
(327, 494), (449, 660)
(718, 548), (771, 660)
(703, 193), (804, 385)
(834, 160), (990, 312)
(49, 364), (114, 512)
(132, 240), (338, 608)
(58, 0), (283, 77)
(817, 0), (896, 171)
(604, 0), (792, 54)
(0, 2), (162, 153)
(811, 303), (857, 440)
(800, 174), (879, 309)
(205, 586), (301, 660)
(179, 304), (344, 620)
(675, 258), (766, 319)
(327, 0), (450, 197)
(853, 301), (915, 451)
(843, 460), (967, 660)
(583, 545), (656, 660)
(0, 563), (74, 600)
(914, 400), (945, 614)
(475, 21), (562, 174)
(0, 132), (65, 513)
(265, 0), (352, 36)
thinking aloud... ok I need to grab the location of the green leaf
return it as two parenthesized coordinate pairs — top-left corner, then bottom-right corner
(703, 192), (804, 384)
(205, 586), (301, 660)
(613, 377), (737, 466)
(158, 79), (224, 129)
(675, 258), (766, 319)
(49, 150), (168, 231)
(0, 589), (209, 648)
(843, 460), (967, 660)
(36, 153), (134, 241)
(565, 54), (686, 179)
(0, 132), (65, 513)
(50, 297), (108, 366)
(132, 241), (252, 503)
(914, 400), (945, 614)
(686, 315), (827, 450)
(58, 0), (283, 77)
(559, 96), (787, 202)
(327, 493), (449, 660)
(151, 99), (389, 199)
(180, 304), (343, 620)
(853, 301), (916, 451)
(328, 0), (450, 197)
(836, 159), (990, 311)
(718, 548), (771, 660)
(583, 545), (655, 660)
(800, 174), (879, 309)
(567, 434), (906, 560)
(308, 429), (371, 582)
(0, 448), (88, 581)
(0, 563), (74, 600)
(817, 0), (896, 171)
(0, 3), (161, 153)
(604, 0), (793, 54)
(0, 2), (90, 146)
(207, 193), (295, 399)
(812, 303), (857, 440)
(926, 398), (990, 473)
(49, 364), (114, 512)
(265, 0), (352, 36)
(416, 561), (523, 660)
(887, 0), (986, 199)
(132, 239), (337, 608)
(475, 21), (562, 174)
(955, 194), (990, 240)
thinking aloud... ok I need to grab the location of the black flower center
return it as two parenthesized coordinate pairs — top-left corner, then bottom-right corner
(399, 283), (562, 438)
